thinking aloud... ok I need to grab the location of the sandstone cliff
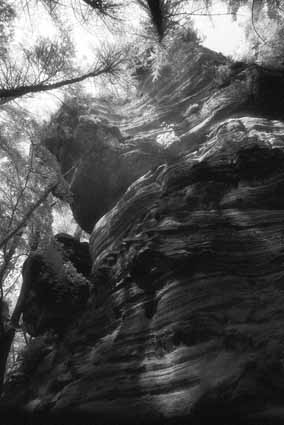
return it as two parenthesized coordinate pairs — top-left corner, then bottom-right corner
(2, 40), (284, 425)
(42, 41), (284, 232)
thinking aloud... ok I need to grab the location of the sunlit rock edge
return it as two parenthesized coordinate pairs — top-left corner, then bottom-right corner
(42, 41), (284, 233)
(2, 40), (284, 425)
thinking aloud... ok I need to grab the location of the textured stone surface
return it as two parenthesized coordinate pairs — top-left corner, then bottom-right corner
(21, 235), (91, 337)
(43, 105), (165, 233)
(3, 117), (284, 424)
(43, 41), (284, 234)
(4, 37), (284, 424)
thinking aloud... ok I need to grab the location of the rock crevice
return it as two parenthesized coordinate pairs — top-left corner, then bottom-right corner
(3, 42), (284, 425)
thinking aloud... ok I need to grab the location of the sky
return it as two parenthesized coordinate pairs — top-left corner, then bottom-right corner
(192, 3), (251, 57)
(7, 0), (255, 123)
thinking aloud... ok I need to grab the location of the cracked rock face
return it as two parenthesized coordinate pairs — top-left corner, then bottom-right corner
(43, 42), (284, 235)
(4, 117), (284, 425)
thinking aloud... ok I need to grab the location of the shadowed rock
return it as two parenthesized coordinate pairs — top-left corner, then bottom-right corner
(21, 235), (91, 337)
(42, 42), (284, 234)
(43, 111), (165, 233)
(3, 117), (284, 425)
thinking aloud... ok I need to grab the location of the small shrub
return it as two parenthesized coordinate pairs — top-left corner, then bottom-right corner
(214, 63), (232, 87)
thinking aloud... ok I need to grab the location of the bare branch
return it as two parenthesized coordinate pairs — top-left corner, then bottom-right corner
(0, 183), (56, 251)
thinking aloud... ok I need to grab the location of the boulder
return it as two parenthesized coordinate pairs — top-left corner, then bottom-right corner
(21, 235), (91, 337)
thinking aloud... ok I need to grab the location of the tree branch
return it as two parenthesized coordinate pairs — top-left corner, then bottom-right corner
(0, 65), (116, 103)
(0, 183), (56, 251)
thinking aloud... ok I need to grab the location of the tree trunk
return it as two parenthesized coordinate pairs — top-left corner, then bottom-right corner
(0, 185), (57, 394)
(0, 250), (46, 396)
(0, 183), (55, 250)
(0, 326), (15, 394)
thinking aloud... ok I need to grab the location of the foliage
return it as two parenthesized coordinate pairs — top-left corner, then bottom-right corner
(242, 4), (284, 68)
(0, 106), (70, 360)
(123, 19), (200, 83)
(0, 0), (125, 104)
(24, 34), (74, 78)
(0, 121), (56, 248)
(214, 62), (233, 86)
(0, 0), (15, 57)
(42, 0), (124, 21)
(0, 36), (72, 97)
(137, 0), (181, 41)
(0, 0), (283, 104)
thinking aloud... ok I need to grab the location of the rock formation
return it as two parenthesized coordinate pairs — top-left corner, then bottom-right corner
(42, 42), (284, 233)
(21, 234), (91, 337)
(42, 99), (165, 233)
(2, 40), (284, 425)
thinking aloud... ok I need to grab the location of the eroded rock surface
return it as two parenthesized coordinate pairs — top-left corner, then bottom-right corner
(3, 117), (284, 425)
(21, 235), (91, 337)
(43, 105), (165, 232)
(43, 41), (284, 234)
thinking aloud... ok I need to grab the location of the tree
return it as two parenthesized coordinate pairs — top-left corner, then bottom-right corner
(4, 0), (281, 107)
(0, 0), (125, 105)
(0, 39), (124, 104)
(0, 111), (64, 391)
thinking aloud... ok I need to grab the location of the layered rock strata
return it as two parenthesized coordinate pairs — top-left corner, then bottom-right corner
(3, 117), (284, 425)
(43, 41), (284, 232)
